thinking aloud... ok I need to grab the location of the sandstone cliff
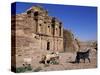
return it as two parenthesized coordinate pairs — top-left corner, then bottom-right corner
(63, 29), (80, 52)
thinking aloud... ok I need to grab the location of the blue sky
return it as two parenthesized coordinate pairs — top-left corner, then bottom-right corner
(12, 2), (97, 41)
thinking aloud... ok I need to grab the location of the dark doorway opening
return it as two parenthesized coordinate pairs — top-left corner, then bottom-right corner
(34, 11), (38, 16)
(47, 42), (50, 50)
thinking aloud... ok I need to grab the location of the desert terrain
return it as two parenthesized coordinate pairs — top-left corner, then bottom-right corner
(28, 48), (97, 72)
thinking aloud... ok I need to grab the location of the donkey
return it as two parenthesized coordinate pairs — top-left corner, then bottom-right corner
(75, 49), (91, 63)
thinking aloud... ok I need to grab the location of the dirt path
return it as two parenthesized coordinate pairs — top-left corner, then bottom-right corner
(31, 51), (97, 72)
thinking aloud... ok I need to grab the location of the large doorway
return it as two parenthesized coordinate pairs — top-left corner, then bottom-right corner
(47, 42), (50, 50)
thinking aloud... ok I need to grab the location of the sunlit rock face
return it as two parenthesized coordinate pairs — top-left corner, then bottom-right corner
(11, 6), (64, 67)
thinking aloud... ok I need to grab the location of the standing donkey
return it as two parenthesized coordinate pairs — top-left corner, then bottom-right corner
(75, 49), (91, 63)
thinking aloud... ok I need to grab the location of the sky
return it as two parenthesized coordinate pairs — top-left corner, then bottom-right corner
(11, 2), (97, 41)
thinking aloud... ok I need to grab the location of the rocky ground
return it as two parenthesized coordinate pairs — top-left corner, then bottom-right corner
(28, 48), (97, 72)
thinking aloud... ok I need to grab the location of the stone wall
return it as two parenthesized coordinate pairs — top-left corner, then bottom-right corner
(11, 6), (64, 68)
